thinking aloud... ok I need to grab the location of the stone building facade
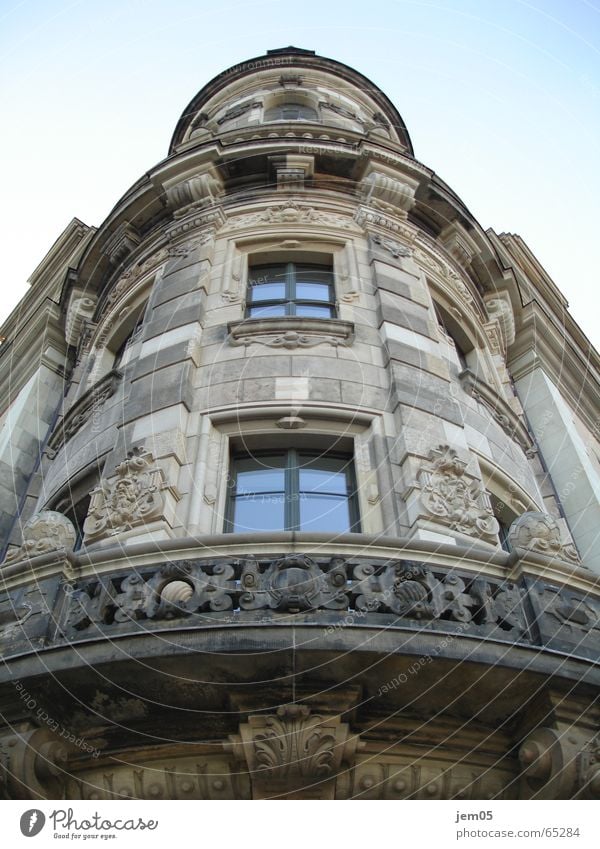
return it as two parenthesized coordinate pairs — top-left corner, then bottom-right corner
(1, 47), (599, 800)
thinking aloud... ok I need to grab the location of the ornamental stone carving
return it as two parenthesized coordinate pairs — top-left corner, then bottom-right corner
(225, 201), (355, 230)
(82, 448), (169, 543)
(358, 165), (418, 217)
(239, 554), (348, 612)
(508, 511), (581, 564)
(369, 233), (412, 259)
(2, 511), (77, 565)
(227, 705), (359, 798)
(518, 726), (597, 799)
(166, 170), (224, 216)
(579, 734), (600, 798)
(227, 317), (354, 349)
(418, 445), (499, 540)
(65, 292), (97, 347)
(0, 727), (73, 799)
(353, 561), (527, 634)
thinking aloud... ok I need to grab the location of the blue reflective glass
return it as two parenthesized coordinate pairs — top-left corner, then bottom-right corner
(299, 494), (351, 532)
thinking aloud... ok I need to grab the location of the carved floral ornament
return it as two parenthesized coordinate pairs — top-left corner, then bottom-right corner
(82, 448), (171, 543)
(418, 445), (499, 540)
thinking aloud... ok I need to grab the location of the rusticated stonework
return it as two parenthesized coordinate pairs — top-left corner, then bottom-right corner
(418, 445), (499, 540)
(82, 448), (169, 543)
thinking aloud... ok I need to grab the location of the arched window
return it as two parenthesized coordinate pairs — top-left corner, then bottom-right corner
(434, 304), (470, 371)
(264, 102), (318, 122)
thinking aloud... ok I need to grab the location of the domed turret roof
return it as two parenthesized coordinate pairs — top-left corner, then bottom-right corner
(169, 46), (414, 155)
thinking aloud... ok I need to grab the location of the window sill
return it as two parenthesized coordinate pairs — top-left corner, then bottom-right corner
(227, 316), (355, 349)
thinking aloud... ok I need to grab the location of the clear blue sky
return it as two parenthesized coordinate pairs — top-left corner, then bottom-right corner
(1, 0), (598, 345)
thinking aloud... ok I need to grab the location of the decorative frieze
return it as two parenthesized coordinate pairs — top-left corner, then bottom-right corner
(55, 555), (531, 644)
(353, 560), (527, 635)
(418, 445), (499, 540)
(223, 201), (356, 231)
(82, 448), (172, 543)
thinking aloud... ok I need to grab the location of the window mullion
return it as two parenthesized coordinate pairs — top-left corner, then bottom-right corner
(286, 262), (295, 317)
(286, 449), (300, 530)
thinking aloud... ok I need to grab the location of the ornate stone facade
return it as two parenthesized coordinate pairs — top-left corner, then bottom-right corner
(0, 47), (599, 799)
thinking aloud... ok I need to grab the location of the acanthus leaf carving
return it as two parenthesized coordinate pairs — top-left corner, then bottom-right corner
(227, 704), (359, 798)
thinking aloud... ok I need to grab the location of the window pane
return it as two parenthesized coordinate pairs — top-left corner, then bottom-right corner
(232, 495), (285, 532)
(249, 282), (286, 302)
(235, 457), (285, 494)
(295, 282), (331, 301)
(295, 267), (333, 284)
(299, 494), (351, 532)
(295, 304), (333, 318)
(299, 465), (348, 495)
(248, 304), (288, 317)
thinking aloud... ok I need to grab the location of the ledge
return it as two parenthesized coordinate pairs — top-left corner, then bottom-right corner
(459, 368), (536, 455)
(227, 316), (355, 349)
(46, 369), (121, 454)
